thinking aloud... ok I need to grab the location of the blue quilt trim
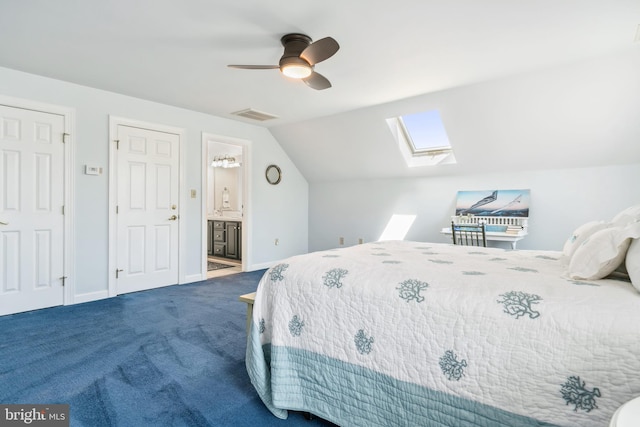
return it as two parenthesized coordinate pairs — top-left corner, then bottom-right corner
(250, 341), (561, 427)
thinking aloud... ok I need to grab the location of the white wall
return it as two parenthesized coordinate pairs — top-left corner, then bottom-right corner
(0, 66), (308, 302)
(303, 49), (640, 253)
(309, 163), (640, 252)
(213, 168), (241, 212)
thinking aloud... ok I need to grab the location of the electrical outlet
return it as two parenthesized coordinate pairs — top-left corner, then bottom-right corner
(339, 237), (344, 245)
(275, 238), (279, 246)
(190, 189), (196, 198)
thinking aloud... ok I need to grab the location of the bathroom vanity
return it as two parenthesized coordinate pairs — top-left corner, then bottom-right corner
(208, 219), (242, 260)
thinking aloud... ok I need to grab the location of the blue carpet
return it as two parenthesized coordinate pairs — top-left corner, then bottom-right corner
(0, 271), (332, 427)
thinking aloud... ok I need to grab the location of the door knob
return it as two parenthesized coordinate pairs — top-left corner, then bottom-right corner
(168, 215), (178, 221)
(0, 221), (8, 225)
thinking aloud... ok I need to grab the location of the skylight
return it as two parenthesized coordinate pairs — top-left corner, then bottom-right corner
(386, 110), (456, 167)
(401, 110), (451, 153)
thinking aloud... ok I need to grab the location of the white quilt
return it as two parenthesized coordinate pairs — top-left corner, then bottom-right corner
(246, 241), (640, 427)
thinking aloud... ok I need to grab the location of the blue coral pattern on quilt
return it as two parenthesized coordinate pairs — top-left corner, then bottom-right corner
(439, 350), (467, 381)
(354, 329), (374, 355)
(288, 315), (304, 336)
(323, 268), (348, 289)
(269, 263), (289, 281)
(397, 279), (429, 303)
(560, 376), (601, 412)
(508, 266), (538, 273)
(462, 271), (486, 276)
(568, 279), (600, 287)
(429, 259), (453, 264)
(497, 291), (542, 319)
(536, 255), (558, 260)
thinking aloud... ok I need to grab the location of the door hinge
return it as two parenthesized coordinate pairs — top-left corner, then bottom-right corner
(116, 205), (119, 214)
(62, 205), (65, 215)
(60, 276), (67, 286)
(114, 139), (120, 149)
(116, 269), (123, 279)
(62, 133), (70, 143)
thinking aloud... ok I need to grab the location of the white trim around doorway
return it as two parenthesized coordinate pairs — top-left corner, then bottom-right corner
(201, 132), (251, 280)
(108, 116), (187, 296)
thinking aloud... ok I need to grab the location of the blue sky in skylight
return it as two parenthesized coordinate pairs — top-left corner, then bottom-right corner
(402, 110), (450, 151)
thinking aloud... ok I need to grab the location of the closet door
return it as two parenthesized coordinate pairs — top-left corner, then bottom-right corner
(0, 105), (65, 315)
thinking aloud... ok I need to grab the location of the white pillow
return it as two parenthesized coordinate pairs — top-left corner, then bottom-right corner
(562, 221), (610, 260)
(627, 238), (640, 292)
(612, 204), (640, 226)
(569, 222), (640, 280)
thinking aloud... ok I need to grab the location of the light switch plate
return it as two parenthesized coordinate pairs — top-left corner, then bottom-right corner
(85, 165), (101, 175)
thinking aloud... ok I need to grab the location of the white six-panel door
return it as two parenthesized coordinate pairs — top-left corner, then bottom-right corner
(115, 124), (180, 294)
(0, 105), (65, 315)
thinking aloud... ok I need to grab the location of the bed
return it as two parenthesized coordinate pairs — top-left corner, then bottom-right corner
(246, 214), (640, 426)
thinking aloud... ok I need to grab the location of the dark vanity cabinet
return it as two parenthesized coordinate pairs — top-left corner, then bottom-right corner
(225, 222), (241, 260)
(212, 221), (226, 257)
(207, 220), (214, 255)
(208, 220), (241, 260)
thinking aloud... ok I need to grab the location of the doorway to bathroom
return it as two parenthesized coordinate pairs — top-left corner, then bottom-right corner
(201, 133), (250, 279)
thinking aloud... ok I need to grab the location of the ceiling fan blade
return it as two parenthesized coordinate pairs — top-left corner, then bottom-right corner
(303, 71), (332, 90)
(300, 37), (339, 65)
(227, 65), (279, 70)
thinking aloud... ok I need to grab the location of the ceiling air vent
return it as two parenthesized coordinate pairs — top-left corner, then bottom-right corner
(231, 108), (278, 122)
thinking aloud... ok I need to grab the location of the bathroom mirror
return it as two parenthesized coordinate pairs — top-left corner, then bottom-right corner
(265, 164), (282, 185)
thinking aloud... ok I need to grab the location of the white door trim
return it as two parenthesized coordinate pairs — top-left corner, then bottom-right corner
(108, 116), (186, 296)
(0, 94), (76, 305)
(201, 132), (251, 278)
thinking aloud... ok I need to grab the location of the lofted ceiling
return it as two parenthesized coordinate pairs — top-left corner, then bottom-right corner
(1, 1), (639, 181)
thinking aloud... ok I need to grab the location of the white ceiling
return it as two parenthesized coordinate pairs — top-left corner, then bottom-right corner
(0, 0), (638, 126)
(1, 1), (639, 181)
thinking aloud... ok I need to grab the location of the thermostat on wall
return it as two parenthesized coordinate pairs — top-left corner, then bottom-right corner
(85, 165), (102, 175)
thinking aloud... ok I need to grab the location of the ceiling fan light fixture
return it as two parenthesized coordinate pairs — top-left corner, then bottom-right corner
(281, 63), (312, 79)
(228, 33), (339, 89)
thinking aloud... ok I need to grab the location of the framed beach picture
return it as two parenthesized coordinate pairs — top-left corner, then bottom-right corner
(455, 189), (530, 217)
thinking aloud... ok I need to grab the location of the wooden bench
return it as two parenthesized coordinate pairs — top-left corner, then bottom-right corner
(238, 292), (256, 335)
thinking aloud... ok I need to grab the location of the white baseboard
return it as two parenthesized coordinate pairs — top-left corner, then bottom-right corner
(247, 261), (276, 271)
(72, 290), (110, 304)
(183, 273), (204, 284)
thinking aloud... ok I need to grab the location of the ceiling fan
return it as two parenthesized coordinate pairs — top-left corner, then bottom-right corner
(228, 33), (340, 90)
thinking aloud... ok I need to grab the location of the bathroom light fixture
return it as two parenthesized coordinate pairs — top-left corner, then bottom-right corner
(211, 155), (241, 168)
